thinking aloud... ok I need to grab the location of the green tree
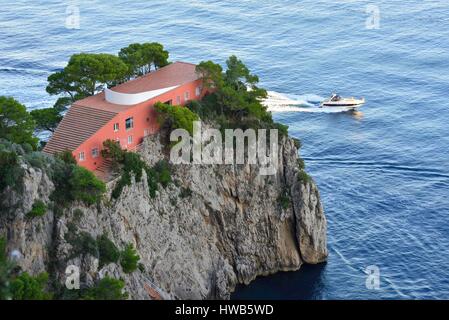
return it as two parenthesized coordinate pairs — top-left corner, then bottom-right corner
(119, 42), (169, 78)
(0, 150), (24, 193)
(10, 272), (52, 300)
(30, 108), (62, 133)
(195, 60), (224, 91)
(46, 53), (128, 110)
(120, 244), (140, 274)
(154, 102), (199, 135)
(0, 96), (38, 149)
(97, 234), (120, 267)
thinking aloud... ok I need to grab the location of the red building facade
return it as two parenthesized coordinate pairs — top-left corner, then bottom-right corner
(44, 62), (203, 171)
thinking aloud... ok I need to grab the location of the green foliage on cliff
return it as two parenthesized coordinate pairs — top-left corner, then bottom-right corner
(50, 154), (105, 207)
(82, 277), (128, 300)
(297, 170), (312, 184)
(101, 140), (172, 199)
(10, 272), (52, 300)
(192, 56), (288, 136)
(27, 200), (47, 218)
(69, 166), (106, 205)
(97, 234), (120, 267)
(0, 149), (23, 193)
(277, 189), (291, 210)
(154, 102), (199, 135)
(120, 244), (140, 274)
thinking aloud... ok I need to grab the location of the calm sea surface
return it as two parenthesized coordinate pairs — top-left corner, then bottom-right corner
(1, 0), (449, 299)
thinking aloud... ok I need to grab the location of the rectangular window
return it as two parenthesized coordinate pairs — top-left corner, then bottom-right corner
(91, 148), (99, 158)
(113, 123), (119, 132)
(184, 91), (190, 101)
(125, 117), (134, 130)
(195, 86), (201, 97)
(128, 135), (133, 145)
(79, 152), (85, 161)
(144, 129), (150, 137)
(176, 96), (181, 105)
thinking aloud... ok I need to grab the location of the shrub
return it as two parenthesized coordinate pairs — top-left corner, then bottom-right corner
(153, 160), (172, 188)
(83, 276), (128, 300)
(72, 209), (84, 222)
(297, 170), (312, 184)
(293, 138), (302, 150)
(10, 272), (52, 300)
(97, 234), (120, 267)
(66, 231), (98, 259)
(101, 139), (124, 169)
(154, 102), (199, 135)
(120, 244), (140, 274)
(24, 152), (50, 169)
(55, 150), (77, 165)
(69, 166), (106, 205)
(27, 200), (47, 218)
(277, 190), (290, 210)
(297, 158), (305, 170)
(0, 150), (23, 192)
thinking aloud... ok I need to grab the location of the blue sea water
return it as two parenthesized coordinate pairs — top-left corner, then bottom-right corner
(1, 0), (449, 299)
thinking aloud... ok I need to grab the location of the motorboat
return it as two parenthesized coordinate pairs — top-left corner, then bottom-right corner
(320, 93), (365, 108)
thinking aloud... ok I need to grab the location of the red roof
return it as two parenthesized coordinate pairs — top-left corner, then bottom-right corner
(73, 61), (199, 112)
(43, 61), (199, 154)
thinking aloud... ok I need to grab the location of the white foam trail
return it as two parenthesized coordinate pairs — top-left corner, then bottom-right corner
(263, 91), (356, 113)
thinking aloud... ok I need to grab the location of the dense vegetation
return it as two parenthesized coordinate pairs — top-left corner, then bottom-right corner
(191, 55), (288, 136)
(0, 97), (38, 149)
(101, 139), (172, 199)
(154, 102), (199, 135)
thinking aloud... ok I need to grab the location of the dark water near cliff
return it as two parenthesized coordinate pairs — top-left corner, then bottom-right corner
(1, 1), (449, 299)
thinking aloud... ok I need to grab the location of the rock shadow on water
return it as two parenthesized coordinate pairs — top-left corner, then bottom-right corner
(231, 263), (327, 300)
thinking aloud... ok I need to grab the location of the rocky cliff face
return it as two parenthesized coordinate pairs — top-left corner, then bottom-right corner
(0, 134), (327, 300)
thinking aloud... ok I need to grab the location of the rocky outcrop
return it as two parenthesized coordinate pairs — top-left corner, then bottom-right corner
(0, 134), (327, 300)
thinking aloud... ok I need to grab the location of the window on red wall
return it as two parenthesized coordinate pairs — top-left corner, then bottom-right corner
(91, 148), (99, 158)
(125, 117), (133, 130)
(113, 123), (119, 132)
(79, 151), (85, 161)
(128, 135), (133, 144)
(176, 96), (181, 105)
(184, 91), (189, 101)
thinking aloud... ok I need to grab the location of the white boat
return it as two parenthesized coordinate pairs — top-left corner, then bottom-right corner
(320, 93), (365, 108)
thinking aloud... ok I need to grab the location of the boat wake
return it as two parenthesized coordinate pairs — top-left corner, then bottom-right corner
(263, 91), (358, 113)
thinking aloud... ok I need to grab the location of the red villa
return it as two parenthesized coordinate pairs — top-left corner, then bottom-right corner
(43, 62), (203, 173)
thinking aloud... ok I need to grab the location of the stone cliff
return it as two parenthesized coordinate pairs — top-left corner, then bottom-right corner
(0, 134), (327, 299)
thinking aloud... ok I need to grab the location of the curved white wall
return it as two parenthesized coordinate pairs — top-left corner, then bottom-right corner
(105, 85), (180, 105)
